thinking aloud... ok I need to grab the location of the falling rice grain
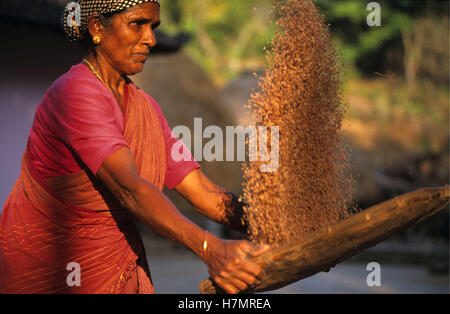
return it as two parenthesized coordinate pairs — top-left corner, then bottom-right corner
(242, 0), (356, 246)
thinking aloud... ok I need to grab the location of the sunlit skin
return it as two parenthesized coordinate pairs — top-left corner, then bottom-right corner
(83, 2), (270, 294)
(85, 2), (160, 111)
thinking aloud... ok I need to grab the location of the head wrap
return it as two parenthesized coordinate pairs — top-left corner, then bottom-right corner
(63, 0), (160, 42)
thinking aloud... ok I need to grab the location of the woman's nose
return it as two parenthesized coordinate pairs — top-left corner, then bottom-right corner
(143, 26), (157, 48)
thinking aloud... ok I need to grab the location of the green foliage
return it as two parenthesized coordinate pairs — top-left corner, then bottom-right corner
(159, 0), (274, 85)
(316, 0), (411, 67)
(316, 0), (448, 77)
(159, 0), (448, 84)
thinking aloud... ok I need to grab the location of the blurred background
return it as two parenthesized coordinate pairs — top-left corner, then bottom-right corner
(0, 0), (448, 293)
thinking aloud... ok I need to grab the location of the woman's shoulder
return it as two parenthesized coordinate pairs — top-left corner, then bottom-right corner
(48, 63), (110, 101)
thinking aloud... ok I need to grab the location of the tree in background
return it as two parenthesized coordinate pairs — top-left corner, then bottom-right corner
(159, 0), (449, 87)
(160, 0), (274, 85)
(315, 0), (449, 86)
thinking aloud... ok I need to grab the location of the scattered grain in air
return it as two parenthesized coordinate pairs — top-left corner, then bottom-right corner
(242, 0), (356, 247)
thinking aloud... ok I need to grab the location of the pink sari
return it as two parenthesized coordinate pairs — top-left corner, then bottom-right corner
(0, 83), (167, 294)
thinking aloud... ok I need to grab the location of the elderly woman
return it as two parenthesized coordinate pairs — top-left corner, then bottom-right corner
(0, 0), (268, 294)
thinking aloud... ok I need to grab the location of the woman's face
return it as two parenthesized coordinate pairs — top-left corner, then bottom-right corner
(97, 2), (160, 76)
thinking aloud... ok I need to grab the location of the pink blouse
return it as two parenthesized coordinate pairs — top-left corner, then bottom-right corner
(27, 63), (200, 189)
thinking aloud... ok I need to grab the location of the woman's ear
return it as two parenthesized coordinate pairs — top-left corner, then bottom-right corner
(87, 14), (103, 41)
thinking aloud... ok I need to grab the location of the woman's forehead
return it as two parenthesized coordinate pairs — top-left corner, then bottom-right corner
(122, 2), (160, 19)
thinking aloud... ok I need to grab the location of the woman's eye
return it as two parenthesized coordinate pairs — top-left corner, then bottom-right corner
(131, 20), (145, 26)
(130, 19), (158, 29)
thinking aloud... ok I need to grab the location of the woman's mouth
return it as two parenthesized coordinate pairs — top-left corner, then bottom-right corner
(134, 53), (149, 62)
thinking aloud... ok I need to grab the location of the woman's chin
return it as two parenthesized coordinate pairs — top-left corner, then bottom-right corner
(126, 63), (146, 76)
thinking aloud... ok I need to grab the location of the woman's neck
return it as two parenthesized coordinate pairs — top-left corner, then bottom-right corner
(85, 52), (127, 96)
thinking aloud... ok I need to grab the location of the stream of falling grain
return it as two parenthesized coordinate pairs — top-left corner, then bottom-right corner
(242, 0), (356, 246)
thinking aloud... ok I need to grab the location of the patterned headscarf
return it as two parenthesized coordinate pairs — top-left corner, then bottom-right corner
(63, 0), (160, 42)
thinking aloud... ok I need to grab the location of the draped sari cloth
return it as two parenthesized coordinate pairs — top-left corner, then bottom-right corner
(0, 83), (167, 294)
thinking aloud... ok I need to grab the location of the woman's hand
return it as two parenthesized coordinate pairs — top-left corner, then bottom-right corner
(98, 148), (269, 295)
(205, 236), (270, 294)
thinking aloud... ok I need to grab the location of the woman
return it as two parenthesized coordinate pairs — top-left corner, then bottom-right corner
(0, 0), (269, 294)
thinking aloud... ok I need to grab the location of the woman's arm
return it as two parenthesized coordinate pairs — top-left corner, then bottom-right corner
(174, 169), (248, 234)
(97, 147), (268, 294)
